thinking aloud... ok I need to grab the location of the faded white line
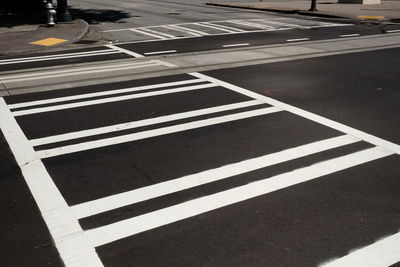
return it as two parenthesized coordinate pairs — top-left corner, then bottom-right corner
(321, 232), (400, 267)
(386, 29), (400, 33)
(164, 25), (207, 36)
(190, 72), (400, 155)
(129, 28), (167, 39)
(36, 107), (281, 158)
(71, 134), (359, 219)
(30, 100), (262, 146)
(105, 44), (144, 58)
(228, 20), (275, 30)
(0, 98), (103, 266)
(201, 22), (245, 32)
(142, 27), (176, 38)
(0, 61), (162, 83)
(85, 147), (391, 247)
(13, 83), (217, 116)
(0, 50), (120, 65)
(339, 34), (360, 37)
(144, 50), (177, 55)
(223, 43), (250, 48)
(287, 38), (310, 42)
(8, 78), (202, 109)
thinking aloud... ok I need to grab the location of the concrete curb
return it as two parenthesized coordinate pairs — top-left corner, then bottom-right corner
(0, 19), (90, 56)
(206, 2), (399, 22)
(207, 2), (349, 19)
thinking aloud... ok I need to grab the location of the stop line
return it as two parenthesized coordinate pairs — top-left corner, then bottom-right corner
(1, 72), (399, 267)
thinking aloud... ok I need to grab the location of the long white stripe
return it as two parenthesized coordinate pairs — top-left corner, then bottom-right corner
(8, 78), (202, 109)
(71, 134), (359, 219)
(0, 98), (103, 266)
(36, 107), (281, 158)
(0, 61), (161, 83)
(287, 38), (310, 42)
(201, 22), (245, 32)
(228, 20), (275, 30)
(0, 50), (120, 65)
(196, 22), (239, 33)
(0, 49), (114, 63)
(321, 232), (400, 267)
(85, 147), (391, 247)
(30, 100), (262, 146)
(166, 25), (208, 36)
(255, 19), (306, 29)
(13, 83), (217, 116)
(190, 72), (400, 155)
(144, 50), (177, 55)
(142, 28), (176, 38)
(105, 44), (144, 58)
(223, 43), (250, 48)
(129, 28), (167, 39)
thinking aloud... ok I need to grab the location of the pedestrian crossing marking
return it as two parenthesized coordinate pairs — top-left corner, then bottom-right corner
(30, 37), (68, 46)
(103, 18), (351, 42)
(1, 71), (399, 267)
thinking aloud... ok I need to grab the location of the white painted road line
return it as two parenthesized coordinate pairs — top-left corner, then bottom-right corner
(30, 100), (263, 146)
(339, 34), (360, 37)
(8, 78), (202, 109)
(191, 72), (400, 155)
(105, 44), (144, 58)
(197, 22), (242, 33)
(85, 147), (391, 247)
(386, 29), (400, 33)
(223, 43), (250, 48)
(0, 61), (165, 83)
(71, 134), (359, 219)
(165, 25), (208, 36)
(142, 27), (176, 38)
(0, 50), (121, 65)
(0, 98), (104, 267)
(321, 232), (400, 267)
(287, 38), (310, 42)
(36, 107), (281, 158)
(144, 50), (177, 55)
(12, 83), (218, 116)
(129, 28), (167, 39)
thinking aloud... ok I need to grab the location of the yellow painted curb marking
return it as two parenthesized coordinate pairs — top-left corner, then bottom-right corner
(30, 38), (68, 46)
(357, 15), (385, 20)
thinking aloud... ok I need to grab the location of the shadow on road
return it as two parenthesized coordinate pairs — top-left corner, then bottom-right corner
(70, 8), (130, 24)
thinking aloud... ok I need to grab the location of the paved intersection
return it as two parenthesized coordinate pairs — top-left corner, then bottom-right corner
(1, 49), (400, 265)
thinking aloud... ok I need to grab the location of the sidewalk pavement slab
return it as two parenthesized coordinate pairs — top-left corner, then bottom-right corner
(207, 1), (400, 21)
(0, 19), (89, 56)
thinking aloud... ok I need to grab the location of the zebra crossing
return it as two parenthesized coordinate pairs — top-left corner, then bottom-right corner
(1, 72), (399, 266)
(105, 18), (349, 43)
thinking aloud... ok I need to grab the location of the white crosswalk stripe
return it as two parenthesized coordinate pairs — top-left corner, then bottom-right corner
(1, 71), (399, 267)
(103, 18), (350, 42)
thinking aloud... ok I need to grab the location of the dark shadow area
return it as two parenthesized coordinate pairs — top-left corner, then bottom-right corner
(1, 0), (130, 27)
(0, 0), (46, 27)
(69, 8), (130, 24)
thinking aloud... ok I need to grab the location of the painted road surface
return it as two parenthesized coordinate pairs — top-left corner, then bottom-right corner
(1, 20), (400, 73)
(1, 47), (400, 266)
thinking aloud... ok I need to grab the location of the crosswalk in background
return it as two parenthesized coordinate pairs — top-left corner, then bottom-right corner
(0, 72), (399, 267)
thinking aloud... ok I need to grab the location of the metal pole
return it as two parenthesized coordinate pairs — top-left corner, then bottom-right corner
(57, 0), (72, 22)
(309, 0), (318, 11)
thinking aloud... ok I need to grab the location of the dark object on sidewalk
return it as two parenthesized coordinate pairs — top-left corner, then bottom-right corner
(309, 0), (318, 11)
(57, 0), (72, 22)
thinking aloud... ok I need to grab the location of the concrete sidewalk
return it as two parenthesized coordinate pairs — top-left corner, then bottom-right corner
(208, 1), (400, 21)
(0, 19), (89, 56)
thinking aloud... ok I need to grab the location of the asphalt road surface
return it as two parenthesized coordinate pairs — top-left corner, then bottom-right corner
(1, 42), (400, 266)
(1, 1), (400, 265)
